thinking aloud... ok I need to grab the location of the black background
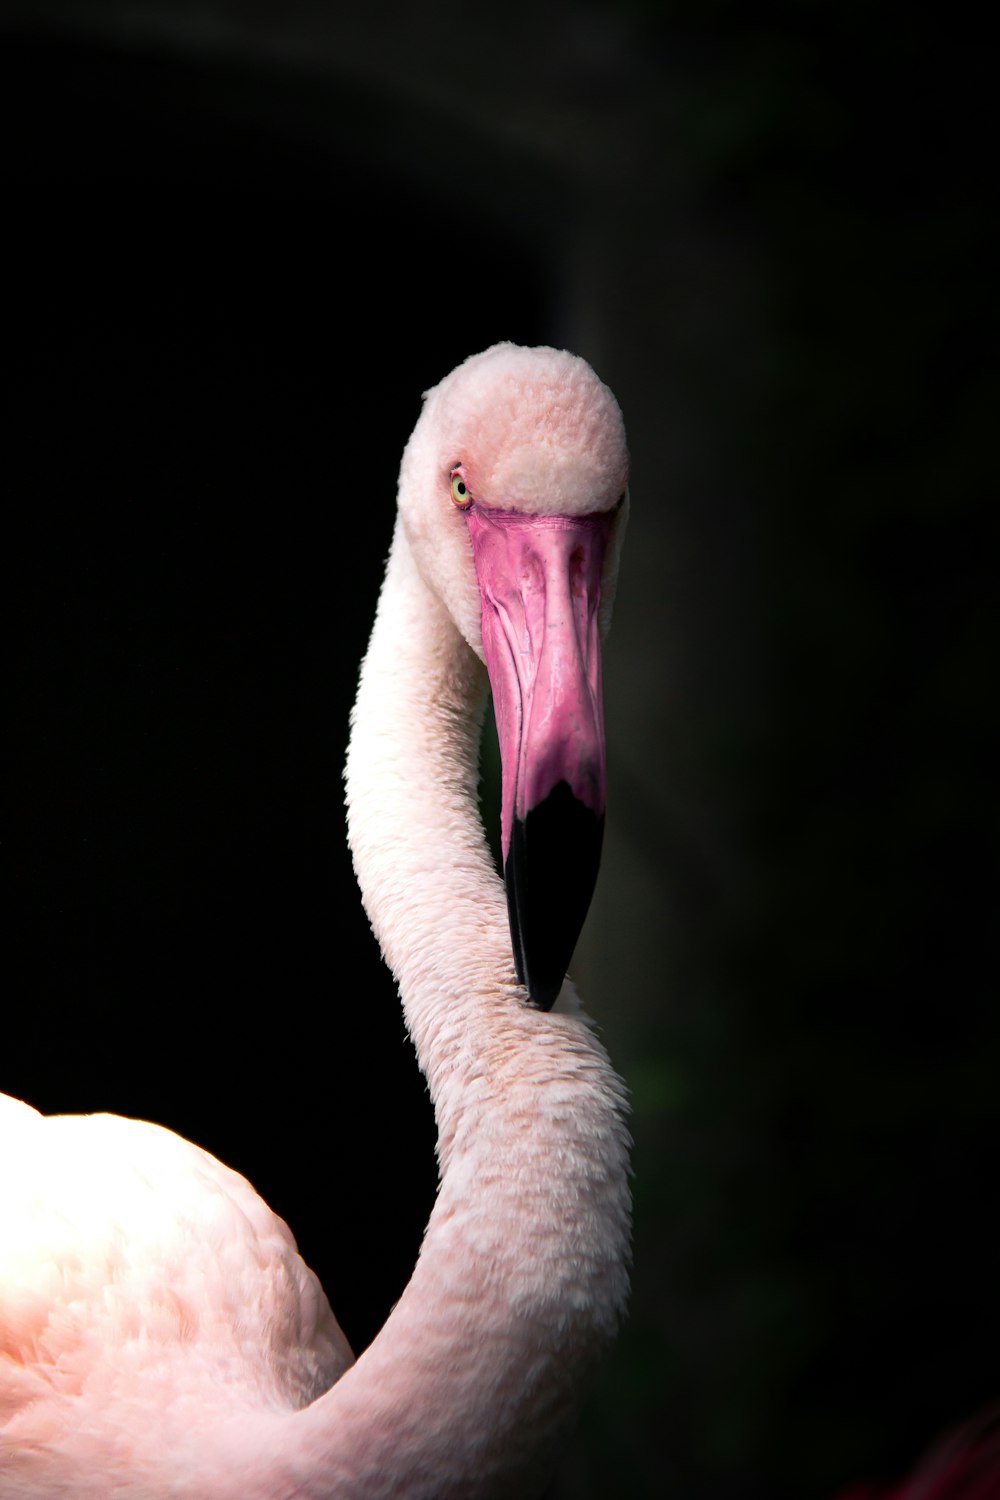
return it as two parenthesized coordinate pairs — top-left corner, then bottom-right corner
(2, 6), (995, 1498)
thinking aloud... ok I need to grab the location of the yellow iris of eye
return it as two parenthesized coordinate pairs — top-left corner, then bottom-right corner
(450, 473), (471, 507)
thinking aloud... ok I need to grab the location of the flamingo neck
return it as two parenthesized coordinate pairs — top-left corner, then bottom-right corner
(255, 522), (631, 1498)
(345, 519), (513, 1145)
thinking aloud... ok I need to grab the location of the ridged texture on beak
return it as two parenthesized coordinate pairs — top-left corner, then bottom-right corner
(468, 505), (613, 1008)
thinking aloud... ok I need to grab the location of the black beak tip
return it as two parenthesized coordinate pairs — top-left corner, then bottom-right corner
(503, 780), (605, 1012)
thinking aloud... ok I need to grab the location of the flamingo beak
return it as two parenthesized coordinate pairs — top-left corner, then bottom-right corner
(467, 505), (614, 1010)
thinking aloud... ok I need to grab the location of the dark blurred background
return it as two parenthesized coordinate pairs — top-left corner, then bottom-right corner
(2, 3), (995, 1497)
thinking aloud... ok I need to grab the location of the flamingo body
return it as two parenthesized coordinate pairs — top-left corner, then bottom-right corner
(0, 344), (632, 1498)
(0, 1099), (349, 1409)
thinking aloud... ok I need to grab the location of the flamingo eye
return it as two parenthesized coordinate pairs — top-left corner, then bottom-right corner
(450, 469), (472, 508)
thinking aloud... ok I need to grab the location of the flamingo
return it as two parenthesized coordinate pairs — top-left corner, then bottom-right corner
(0, 344), (632, 1498)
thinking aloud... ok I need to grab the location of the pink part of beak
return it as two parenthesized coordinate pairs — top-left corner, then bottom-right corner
(467, 505), (612, 866)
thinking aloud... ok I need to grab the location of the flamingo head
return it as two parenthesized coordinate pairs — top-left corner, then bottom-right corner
(399, 344), (629, 1010)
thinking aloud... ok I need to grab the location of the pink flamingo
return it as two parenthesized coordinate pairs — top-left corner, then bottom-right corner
(0, 345), (632, 1498)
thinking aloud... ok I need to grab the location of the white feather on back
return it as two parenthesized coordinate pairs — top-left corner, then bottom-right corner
(0, 1103), (352, 1434)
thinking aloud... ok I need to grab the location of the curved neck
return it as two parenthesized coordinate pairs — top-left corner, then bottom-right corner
(256, 523), (630, 1499)
(344, 521), (513, 1146)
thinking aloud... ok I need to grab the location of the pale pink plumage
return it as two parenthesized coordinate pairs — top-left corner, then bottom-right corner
(0, 345), (632, 1498)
